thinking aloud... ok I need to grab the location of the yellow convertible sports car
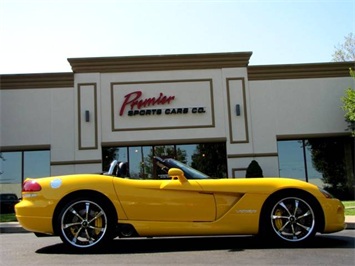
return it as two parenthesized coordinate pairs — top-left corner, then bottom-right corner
(15, 157), (345, 250)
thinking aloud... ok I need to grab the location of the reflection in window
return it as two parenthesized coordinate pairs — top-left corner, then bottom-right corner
(154, 145), (176, 159)
(278, 137), (354, 196)
(102, 142), (227, 179)
(0, 152), (22, 184)
(305, 143), (323, 187)
(102, 147), (128, 173)
(24, 151), (50, 178)
(277, 140), (323, 187)
(278, 141), (302, 178)
(129, 146), (143, 178)
(191, 143), (227, 178)
(176, 144), (197, 166)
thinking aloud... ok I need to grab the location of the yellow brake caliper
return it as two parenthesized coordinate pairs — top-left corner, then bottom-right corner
(275, 209), (283, 230)
(94, 212), (103, 235)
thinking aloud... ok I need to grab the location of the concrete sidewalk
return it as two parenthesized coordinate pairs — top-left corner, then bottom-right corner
(1, 216), (354, 234)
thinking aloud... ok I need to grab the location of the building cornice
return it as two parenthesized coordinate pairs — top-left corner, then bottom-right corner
(1, 57), (353, 89)
(248, 61), (355, 80)
(68, 52), (253, 73)
(0, 72), (74, 89)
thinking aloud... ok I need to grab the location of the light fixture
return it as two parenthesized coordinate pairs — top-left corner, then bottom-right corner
(236, 104), (241, 116)
(85, 110), (90, 122)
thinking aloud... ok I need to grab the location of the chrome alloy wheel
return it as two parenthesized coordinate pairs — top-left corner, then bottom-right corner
(270, 197), (316, 242)
(60, 200), (108, 248)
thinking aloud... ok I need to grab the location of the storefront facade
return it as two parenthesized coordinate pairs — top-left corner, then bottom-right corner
(1, 52), (354, 197)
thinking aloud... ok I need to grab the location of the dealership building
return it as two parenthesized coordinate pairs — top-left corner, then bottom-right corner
(0, 52), (354, 197)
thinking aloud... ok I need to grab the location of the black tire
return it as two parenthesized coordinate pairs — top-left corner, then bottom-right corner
(260, 192), (318, 245)
(56, 197), (115, 250)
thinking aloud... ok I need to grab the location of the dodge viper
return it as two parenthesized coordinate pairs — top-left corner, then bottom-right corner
(15, 157), (345, 250)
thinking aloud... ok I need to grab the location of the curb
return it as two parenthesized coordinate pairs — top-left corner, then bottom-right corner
(0, 222), (29, 234)
(1, 218), (354, 234)
(345, 217), (355, 229)
(347, 223), (355, 229)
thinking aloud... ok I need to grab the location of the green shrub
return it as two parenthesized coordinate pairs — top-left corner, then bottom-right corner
(246, 160), (263, 178)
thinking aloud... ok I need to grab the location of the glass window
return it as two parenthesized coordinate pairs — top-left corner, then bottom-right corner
(129, 146), (144, 178)
(102, 147), (128, 172)
(305, 137), (354, 198)
(277, 140), (324, 187)
(176, 144), (197, 165)
(278, 137), (354, 199)
(190, 143), (227, 178)
(24, 150), (50, 178)
(114, 147), (128, 162)
(129, 146), (171, 179)
(0, 150), (50, 197)
(278, 140), (306, 180)
(142, 146), (153, 178)
(154, 145), (175, 159)
(304, 143), (324, 187)
(102, 142), (227, 179)
(0, 152), (22, 184)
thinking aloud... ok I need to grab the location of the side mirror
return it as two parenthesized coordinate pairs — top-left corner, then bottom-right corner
(168, 168), (188, 183)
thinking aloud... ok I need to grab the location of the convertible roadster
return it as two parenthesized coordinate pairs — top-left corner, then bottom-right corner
(15, 157), (345, 250)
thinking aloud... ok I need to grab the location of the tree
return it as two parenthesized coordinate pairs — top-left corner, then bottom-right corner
(331, 34), (355, 199)
(340, 69), (355, 200)
(332, 32), (355, 62)
(341, 68), (355, 136)
(245, 160), (263, 178)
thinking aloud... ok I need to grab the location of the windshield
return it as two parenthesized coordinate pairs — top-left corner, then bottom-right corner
(155, 157), (210, 179)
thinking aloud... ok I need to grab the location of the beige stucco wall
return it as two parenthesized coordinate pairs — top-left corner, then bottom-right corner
(0, 87), (76, 175)
(228, 76), (352, 178)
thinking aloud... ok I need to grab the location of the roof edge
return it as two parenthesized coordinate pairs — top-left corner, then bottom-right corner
(248, 61), (355, 80)
(67, 52), (253, 73)
(0, 72), (74, 90)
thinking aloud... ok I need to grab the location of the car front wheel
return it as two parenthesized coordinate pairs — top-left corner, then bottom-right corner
(57, 198), (113, 249)
(261, 193), (318, 245)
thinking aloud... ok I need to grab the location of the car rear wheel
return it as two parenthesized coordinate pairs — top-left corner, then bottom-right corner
(57, 198), (114, 249)
(261, 193), (317, 245)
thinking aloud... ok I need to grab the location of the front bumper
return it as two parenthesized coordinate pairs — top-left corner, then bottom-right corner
(321, 198), (346, 233)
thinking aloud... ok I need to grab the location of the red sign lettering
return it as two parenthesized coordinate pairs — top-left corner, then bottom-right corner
(119, 91), (175, 116)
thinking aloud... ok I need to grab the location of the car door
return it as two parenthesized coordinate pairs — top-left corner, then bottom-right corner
(113, 178), (216, 222)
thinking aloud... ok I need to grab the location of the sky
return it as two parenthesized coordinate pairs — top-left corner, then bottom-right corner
(0, 0), (354, 74)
